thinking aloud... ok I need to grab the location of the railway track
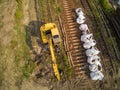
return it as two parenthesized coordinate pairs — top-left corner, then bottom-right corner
(108, 14), (120, 39)
(80, 1), (120, 89)
(81, 0), (115, 75)
(78, 0), (105, 87)
(59, 0), (106, 88)
(60, 0), (88, 79)
(92, 0), (118, 71)
(78, 0), (118, 88)
(105, 7), (120, 40)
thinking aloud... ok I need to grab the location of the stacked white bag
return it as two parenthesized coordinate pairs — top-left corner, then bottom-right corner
(75, 8), (104, 80)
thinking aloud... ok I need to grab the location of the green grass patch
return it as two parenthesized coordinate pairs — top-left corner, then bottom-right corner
(57, 44), (73, 80)
(37, 0), (62, 22)
(53, 0), (63, 17)
(10, 39), (18, 49)
(14, 0), (34, 80)
(63, 55), (72, 79)
(90, 0), (101, 18)
(89, 0), (120, 59)
(98, 0), (115, 13)
(107, 37), (120, 57)
(53, 1), (63, 15)
(55, 5), (62, 14)
(93, 31), (101, 39)
(38, 0), (46, 21)
(14, 0), (23, 24)
(21, 61), (35, 80)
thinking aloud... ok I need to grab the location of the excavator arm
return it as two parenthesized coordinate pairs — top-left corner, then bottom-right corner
(48, 37), (60, 80)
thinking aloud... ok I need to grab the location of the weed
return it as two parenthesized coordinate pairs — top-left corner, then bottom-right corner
(59, 45), (73, 79)
(38, 0), (46, 21)
(56, 5), (63, 15)
(98, 0), (115, 13)
(0, 61), (7, 87)
(0, 22), (3, 28)
(10, 39), (18, 49)
(14, 0), (23, 24)
(14, 0), (34, 81)
(94, 32), (101, 39)
(21, 61), (35, 80)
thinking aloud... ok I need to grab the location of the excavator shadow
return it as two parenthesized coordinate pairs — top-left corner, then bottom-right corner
(25, 20), (45, 54)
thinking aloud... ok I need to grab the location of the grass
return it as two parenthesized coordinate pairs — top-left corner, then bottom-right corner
(37, 0), (62, 22)
(38, 0), (47, 21)
(94, 31), (101, 39)
(47, 0), (62, 22)
(0, 53), (7, 87)
(63, 55), (72, 79)
(107, 37), (120, 59)
(21, 61), (35, 80)
(98, 0), (115, 13)
(15, 0), (23, 24)
(0, 0), (38, 89)
(53, 0), (63, 15)
(55, 4), (63, 15)
(14, 0), (35, 81)
(57, 44), (73, 80)
(90, 0), (100, 18)
(89, 0), (120, 61)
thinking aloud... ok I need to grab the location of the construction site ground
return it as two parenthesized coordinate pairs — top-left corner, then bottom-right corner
(0, 0), (120, 90)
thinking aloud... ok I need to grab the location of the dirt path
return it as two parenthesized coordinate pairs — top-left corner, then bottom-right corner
(0, 0), (49, 90)
(21, 0), (48, 90)
(0, 0), (17, 90)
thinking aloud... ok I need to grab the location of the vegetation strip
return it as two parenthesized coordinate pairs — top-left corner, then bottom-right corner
(14, 0), (35, 81)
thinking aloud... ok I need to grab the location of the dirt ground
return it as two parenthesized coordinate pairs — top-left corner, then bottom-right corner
(0, 0), (49, 90)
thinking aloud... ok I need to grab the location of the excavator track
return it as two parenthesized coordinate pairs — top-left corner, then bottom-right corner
(60, 0), (88, 79)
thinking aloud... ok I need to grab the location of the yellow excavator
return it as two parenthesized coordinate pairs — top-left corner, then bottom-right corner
(40, 23), (61, 80)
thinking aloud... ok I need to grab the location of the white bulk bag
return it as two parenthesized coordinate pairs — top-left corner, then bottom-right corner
(87, 55), (100, 64)
(89, 64), (98, 72)
(83, 39), (96, 49)
(90, 71), (104, 80)
(94, 60), (102, 67)
(91, 47), (100, 55)
(76, 18), (85, 24)
(81, 33), (93, 42)
(78, 14), (85, 20)
(75, 8), (84, 15)
(88, 56), (102, 71)
(85, 47), (100, 56)
(79, 24), (88, 32)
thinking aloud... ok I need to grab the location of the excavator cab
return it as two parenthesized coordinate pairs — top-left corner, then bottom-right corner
(51, 27), (61, 45)
(40, 23), (61, 45)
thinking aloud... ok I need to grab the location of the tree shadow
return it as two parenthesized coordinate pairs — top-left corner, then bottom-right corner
(25, 20), (45, 54)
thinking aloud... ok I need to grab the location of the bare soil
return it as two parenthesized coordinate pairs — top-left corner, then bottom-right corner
(0, 0), (49, 90)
